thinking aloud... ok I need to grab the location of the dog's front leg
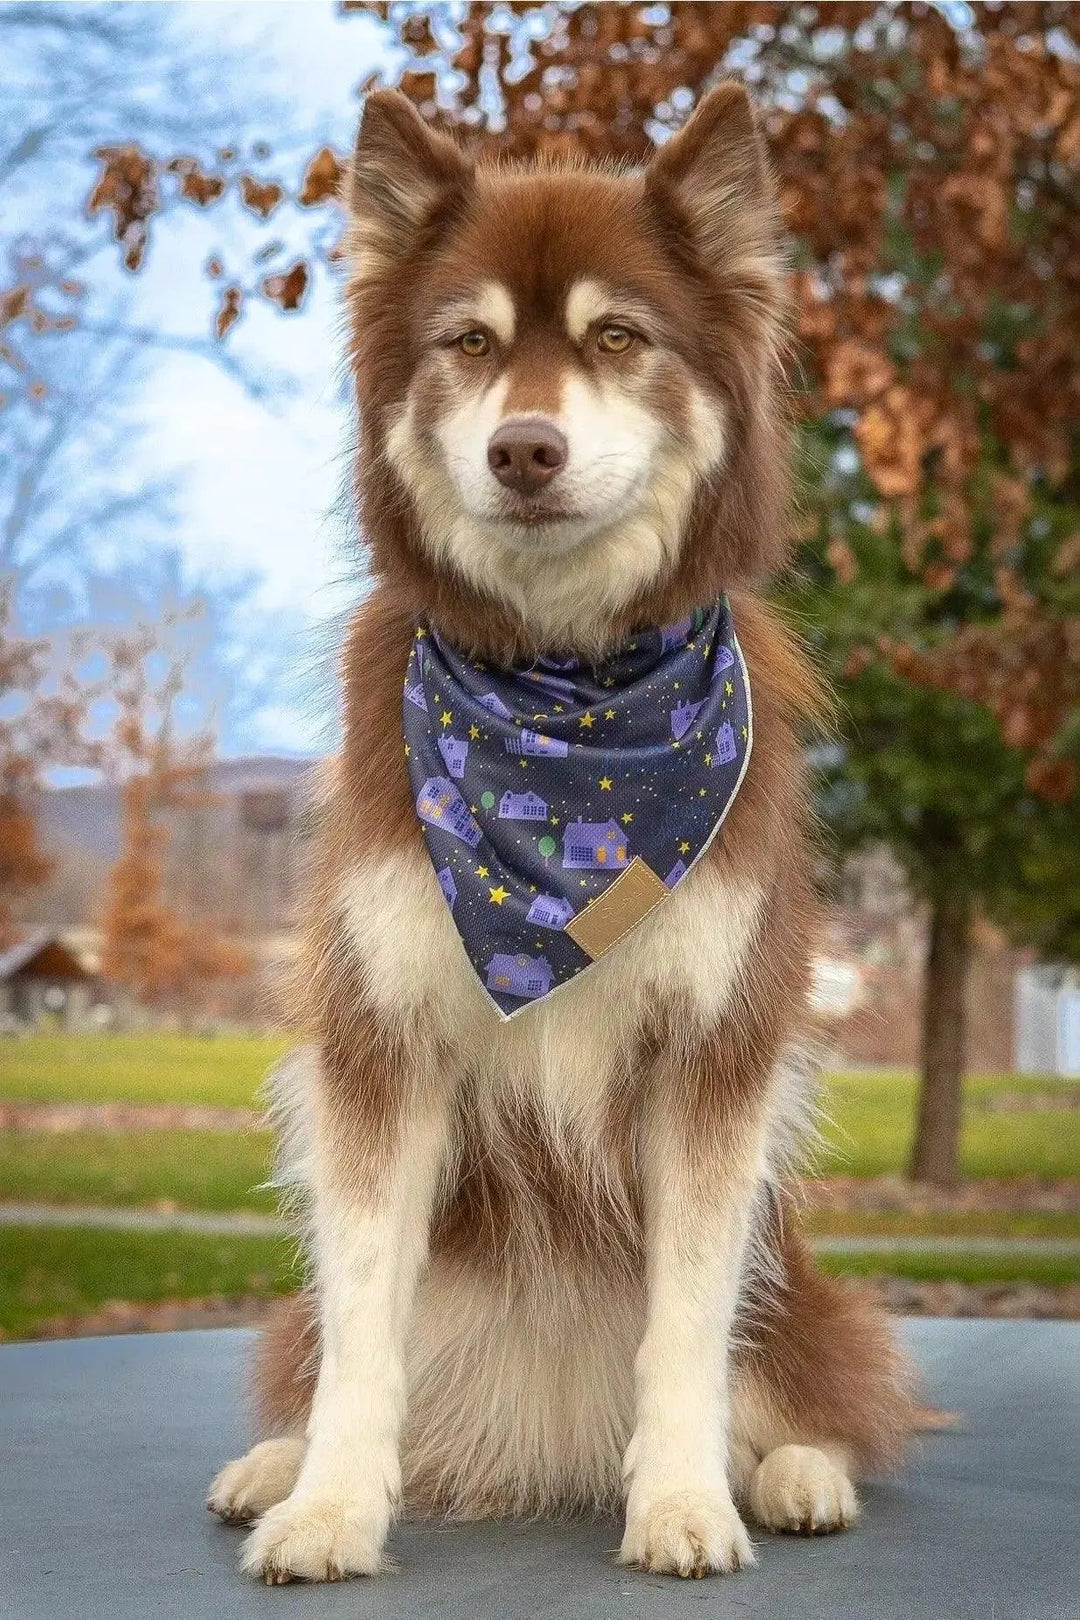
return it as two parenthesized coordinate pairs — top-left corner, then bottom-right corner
(242, 1045), (451, 1583)
(620, 1065), (764, 1578)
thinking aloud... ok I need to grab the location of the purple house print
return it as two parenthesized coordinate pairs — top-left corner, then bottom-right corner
(714, 721), (738, 765)
(526, 893), (575, 929)
(436, 866), (457, 909)
(437, 735), (469, 780)
(664, 859), (688, 887)
(404, 681), (427, 711)
(670, 698), (704, 740)
(562, 818), (630, 870)
(477, 691), (512, 719)
(499, 789), (548, 821)
(712, 645), (736, 675)
(486, 952), (556, 1001)
(660, 616), (694, 652)
(504, 728), (570, 758)
(416, 777), (482, 847)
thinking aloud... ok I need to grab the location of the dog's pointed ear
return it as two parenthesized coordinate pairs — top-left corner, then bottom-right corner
(647, 82), (784, 285)
(348, 90), (471, 265)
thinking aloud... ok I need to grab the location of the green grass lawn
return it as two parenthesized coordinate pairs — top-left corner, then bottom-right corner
(0, 1224), (1071, 1342)
(817, 1070), (1079, 1181)
(0, 1226), (297, 1341)
(3, 1036), (1077, 1180)
(0, 1032), (291, 1109)
(0, 1130), (276, 1214)
(1, 1036), (1077, 1338)
(817, 1248), (1079, 1288)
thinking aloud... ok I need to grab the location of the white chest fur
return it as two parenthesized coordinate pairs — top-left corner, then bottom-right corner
(341, 846), (763, 1136)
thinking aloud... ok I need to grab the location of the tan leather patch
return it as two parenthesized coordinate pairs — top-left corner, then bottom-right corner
(564, 857), (669, 961)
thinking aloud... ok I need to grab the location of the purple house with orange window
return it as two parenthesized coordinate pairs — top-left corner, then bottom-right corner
(562, 819), (630, 870)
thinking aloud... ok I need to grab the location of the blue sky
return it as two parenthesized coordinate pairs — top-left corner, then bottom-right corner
(125, 3), (396, 752)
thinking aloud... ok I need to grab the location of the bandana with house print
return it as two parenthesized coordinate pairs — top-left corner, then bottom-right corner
(403, 598), (752, 1019)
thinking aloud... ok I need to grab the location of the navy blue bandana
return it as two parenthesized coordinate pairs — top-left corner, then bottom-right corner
(403, 599), (752, 1019)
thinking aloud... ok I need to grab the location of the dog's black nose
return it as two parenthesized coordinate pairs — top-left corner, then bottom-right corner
(487, 419), (568, 496)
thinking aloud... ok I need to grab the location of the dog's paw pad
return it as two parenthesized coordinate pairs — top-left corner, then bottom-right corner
(207, 1438), (306, 1526)
(619, 1489), (754, 1578)
(748, 1444), (858, 1535)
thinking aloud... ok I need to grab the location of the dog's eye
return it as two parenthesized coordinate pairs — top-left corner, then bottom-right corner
(597, 325), (634, 355)
(459, 331), (490, 357)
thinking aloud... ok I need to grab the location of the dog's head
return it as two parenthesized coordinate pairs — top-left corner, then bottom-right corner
(347, 83), (789, 656)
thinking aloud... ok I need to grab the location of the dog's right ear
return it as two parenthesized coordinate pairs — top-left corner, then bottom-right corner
(348, 90), (471, 266)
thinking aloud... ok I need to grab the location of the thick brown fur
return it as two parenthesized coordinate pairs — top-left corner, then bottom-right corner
(210, 83), (920, 1583)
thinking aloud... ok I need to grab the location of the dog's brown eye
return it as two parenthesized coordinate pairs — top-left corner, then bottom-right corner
(459, 331), (489, 357)
(597, 325), (634, 355)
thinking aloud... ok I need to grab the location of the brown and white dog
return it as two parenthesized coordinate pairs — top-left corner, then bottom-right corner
(207, 82), (917, 1582)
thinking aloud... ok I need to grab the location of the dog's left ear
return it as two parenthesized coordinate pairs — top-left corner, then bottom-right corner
(646, 82), (784, 284)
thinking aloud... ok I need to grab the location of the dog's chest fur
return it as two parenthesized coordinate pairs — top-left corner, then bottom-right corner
(341, 842), (764, 1132)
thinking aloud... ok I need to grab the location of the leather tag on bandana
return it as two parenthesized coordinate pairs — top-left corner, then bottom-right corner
(564, 857), (669, 960)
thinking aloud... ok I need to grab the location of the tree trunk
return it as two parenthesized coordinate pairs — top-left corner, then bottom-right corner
(909, 887), (973, 1187)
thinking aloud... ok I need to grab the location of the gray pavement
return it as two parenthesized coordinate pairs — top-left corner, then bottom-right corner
(1, 1319), (1077, 1619)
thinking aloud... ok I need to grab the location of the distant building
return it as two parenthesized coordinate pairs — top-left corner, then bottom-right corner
(670, 699), (703, 740)
(416, 778), (482, 847)
(504, 729), (570, 758)
(486, 952), (555, 1000)
(499, 789), (549, 821)
(404, 681), (428, 712)
(437, 866), (457, 910)
(438, 735), (469, 780)
(714, 722), (737, 764)
(526, 894), (575, 929)
(0, 931), (100, 1030)
(477, 692), (512, 719)
(562, 819), (630, 870)
(664, 859), (687, 887)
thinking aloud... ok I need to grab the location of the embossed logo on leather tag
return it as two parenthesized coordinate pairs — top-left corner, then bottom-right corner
(564, 856), (670, 960)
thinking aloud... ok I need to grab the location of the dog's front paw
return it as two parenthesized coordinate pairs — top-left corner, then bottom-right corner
(207, 1438), (306, 1525)
(240, 1489), (391, 1583)
(619, 1489), (754, 1578)
(748, 1444), (858, 1535)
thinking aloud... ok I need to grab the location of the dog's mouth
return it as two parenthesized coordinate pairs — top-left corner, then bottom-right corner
(489, 494), (584, 531)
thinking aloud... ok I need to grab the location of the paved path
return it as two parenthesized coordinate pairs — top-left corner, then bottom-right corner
(0, 1202), (283, 1237)
(1, 1200), (1076, 1257)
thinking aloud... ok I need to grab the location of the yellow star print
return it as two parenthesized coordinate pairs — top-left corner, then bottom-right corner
(469, 725), (480, 741)
(678, 840), (690, 854)
(599, 777), (612, 791)
(621, 812), (634, 825)
(579, 712), (595, 729)
(440, 711), (452, 727)
(704, 752), (712, 766)
(488, 885), (509, 905)
(404, 743), (410, 756)
(475, 865), (489, 878)
(604, 708), (616, 720)
(724, 680), (734, 696)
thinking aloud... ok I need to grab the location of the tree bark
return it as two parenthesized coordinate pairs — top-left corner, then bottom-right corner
(909, 886), (973, 1187)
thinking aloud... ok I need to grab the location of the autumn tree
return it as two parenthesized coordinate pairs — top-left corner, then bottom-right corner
(83, 3), (1079, 1178)
(97, 613), (251, 1021)
(0, 581), (87, 944)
